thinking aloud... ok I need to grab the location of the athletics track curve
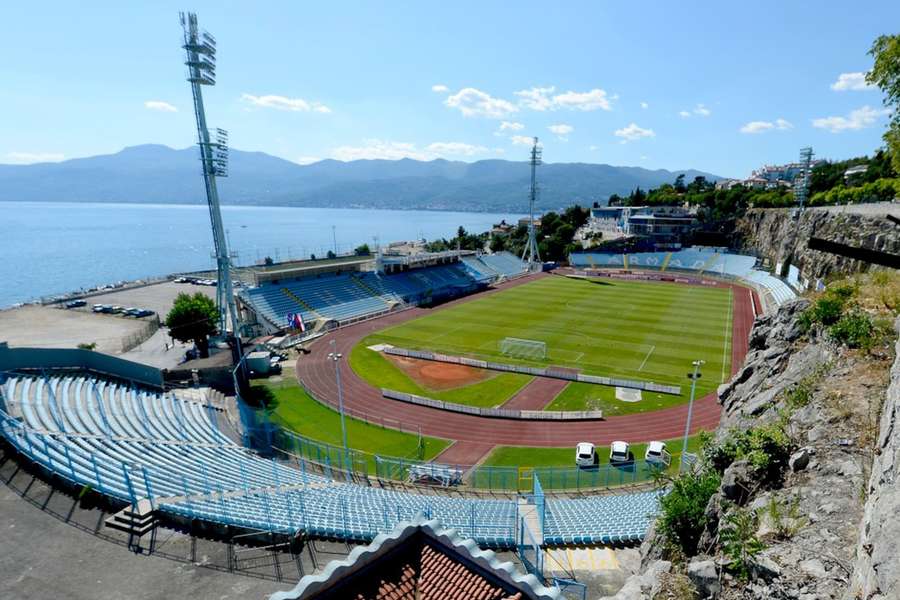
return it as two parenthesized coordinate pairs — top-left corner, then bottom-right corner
(294, 271), (757, 452)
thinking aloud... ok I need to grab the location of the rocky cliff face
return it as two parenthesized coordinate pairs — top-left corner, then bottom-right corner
(734, 205), (899, 283)
(602, 300), (897, 600)
(847, 318), (900, 600)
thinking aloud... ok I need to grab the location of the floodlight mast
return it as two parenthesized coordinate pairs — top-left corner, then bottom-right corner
(180, 12), (241, 339)
(522, 137), (542, 269)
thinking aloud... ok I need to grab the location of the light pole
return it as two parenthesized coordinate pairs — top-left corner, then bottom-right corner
(680, 359), (704, 472)
(328, 339), (349, 470)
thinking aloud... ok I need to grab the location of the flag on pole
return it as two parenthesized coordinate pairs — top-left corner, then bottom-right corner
(287, 312), (306, 332)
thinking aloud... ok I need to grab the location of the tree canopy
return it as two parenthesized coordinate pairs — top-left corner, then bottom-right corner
(165, 292), (218, 358)
(868, 33), (900, 174)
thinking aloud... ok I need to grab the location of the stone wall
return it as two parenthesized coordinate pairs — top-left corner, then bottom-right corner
(846, 317), (900, 600)
(734, 204), (899, 283)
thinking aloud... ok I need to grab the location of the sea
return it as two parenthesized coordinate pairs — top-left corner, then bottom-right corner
(0, 201), (522, 308)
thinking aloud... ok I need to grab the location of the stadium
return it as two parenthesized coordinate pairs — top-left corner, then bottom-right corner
(0, 11), (811, 600)
(0, 239), (797, 597)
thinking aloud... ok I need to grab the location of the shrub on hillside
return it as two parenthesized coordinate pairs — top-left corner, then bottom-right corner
(828, 310), (876, 349)
(703, 424), (792, 485)
(657, 468), (721, 557)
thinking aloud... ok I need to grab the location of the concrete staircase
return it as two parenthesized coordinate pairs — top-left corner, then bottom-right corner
(350, 274), (392, 307)
(105, 500), (158, 537)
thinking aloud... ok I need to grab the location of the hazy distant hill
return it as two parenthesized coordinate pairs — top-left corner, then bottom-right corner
(0, 144), (720, 212)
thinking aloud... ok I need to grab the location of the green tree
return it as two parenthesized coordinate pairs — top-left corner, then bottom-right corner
(354, 243), (371, 256)
(868, 33), (900, 174)
(673, 173), (686, 193)
(166, 292), (218, 358)
(489, 235), (506, 252)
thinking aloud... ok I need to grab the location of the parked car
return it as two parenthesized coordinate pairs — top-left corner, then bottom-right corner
(93, 304), (113, 314)
(575, 442), (598, 467)
(644, 441), (671, 467)
(110, 306), (124, 314)
(609, 441), (631, 464)
(135, 308), (155, 317)
(65, 299), (87, 308)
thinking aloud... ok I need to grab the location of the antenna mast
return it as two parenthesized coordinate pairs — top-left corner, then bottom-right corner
(522, 137), (542, 269)
(180, 12), (241, 338)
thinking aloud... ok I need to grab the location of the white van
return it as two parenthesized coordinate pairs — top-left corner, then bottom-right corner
(645, 441), (671, 467)
(610, 441), (631, 464)
(575, 442), (597, 467)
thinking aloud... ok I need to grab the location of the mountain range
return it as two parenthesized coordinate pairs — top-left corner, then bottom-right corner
(0, 144), (720, 212)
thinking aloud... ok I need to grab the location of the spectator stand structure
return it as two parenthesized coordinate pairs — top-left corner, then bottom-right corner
(569, 247), (797, 312)
(0, 350), (663, 562)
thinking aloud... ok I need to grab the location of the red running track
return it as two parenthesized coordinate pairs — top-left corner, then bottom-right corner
(294, 273), (757, 449)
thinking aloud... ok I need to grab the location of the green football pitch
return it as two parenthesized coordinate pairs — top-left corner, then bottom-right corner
(351, 275), (733, 412)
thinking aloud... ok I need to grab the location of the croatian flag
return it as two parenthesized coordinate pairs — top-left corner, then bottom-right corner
(287, 312), (305, 332)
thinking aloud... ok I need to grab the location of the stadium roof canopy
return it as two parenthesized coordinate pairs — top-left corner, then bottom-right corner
(270, 515), (560, 600)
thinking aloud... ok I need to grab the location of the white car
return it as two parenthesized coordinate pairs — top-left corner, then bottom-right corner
(645, 441), (671, 467)
(609, 441), (631, 464)
(575, 442), (597, 467)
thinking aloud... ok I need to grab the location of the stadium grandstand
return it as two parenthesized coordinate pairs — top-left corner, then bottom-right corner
(238, 251), (529, 335)
(569, 246), (798, 309)
(0, 366), (659, 550)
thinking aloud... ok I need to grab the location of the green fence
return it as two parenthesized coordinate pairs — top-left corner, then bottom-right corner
(270, 427), (668, 493)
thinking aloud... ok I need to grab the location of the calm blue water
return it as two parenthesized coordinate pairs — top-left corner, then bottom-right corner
(0, 202), (521, 307)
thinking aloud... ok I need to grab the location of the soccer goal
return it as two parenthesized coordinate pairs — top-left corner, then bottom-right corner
(500, 337), (547, 360)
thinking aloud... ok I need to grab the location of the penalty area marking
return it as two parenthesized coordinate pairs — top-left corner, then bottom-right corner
(638, 345), (655, 371)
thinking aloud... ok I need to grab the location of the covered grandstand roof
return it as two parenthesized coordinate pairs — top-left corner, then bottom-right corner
(270, 515), (560, 600)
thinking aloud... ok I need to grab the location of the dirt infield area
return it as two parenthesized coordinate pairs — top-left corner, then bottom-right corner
(386, 354), (492, 391)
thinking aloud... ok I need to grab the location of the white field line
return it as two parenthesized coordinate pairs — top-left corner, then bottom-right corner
(721, 288), (733, 382)
(638, 345), (655, 371)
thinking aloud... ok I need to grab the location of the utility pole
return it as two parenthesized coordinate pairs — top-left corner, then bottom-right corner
(332, 225), (337, 256)
(328, 339), (349, 471)
(680, 359), (704, 472)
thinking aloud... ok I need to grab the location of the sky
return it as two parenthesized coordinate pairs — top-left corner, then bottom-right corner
(1, 1), (897, 178)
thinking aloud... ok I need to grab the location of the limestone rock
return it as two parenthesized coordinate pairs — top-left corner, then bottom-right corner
(721, 460), (753, 504)
(789, 448), (811, 472)
(687, 558), (720, 599)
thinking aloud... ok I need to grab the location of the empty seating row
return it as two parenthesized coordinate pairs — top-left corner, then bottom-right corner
(570, 248), (797, 308)
(0, 372), (660, 548)
(241, 258), (525, 330)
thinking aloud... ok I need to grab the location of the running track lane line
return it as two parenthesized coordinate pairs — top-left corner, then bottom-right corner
(294, 274), (757, 447)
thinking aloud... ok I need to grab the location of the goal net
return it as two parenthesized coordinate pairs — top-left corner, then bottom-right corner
(499, 337), (547, 360)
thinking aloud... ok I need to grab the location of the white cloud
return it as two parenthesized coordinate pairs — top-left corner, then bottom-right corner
(515, 86), (557, 111)
(431, 84), (449, 93)
(679, 103), (711, 118)
(294, 156), (321, 165)
(497, 120), (525, 133)
(613, 123), (655, 143)
(588, 145), (599, 151)
(444, 87), (518, 118)
(554, 88), (613, 111)
(514, 86), (613, 112)
(332, 140), (427, 161)
(425, 142), (488, 156)
(493, 147), (506, 155)
(330, 139), (488, 161)
(548, 124), (574, 140)
(640, 101), (649, 109)
(812, 105), (891, 133)
(830, 72), (875, 92)
(3, 151), (65, 164)
(739, 118), (793, 134)
(510, 135), (535, 146)
(144, 100), (177, 112)
(241, 93), (332, 114)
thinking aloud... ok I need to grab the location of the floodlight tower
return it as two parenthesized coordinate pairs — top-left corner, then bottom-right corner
(180, 12), (241, 338)
(521, 137), (542, 269)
